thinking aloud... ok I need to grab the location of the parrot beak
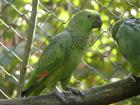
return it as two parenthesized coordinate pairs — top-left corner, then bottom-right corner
(92, 16), (102, 29)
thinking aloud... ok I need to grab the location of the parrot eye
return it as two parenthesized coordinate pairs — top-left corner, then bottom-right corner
(87, 15), (92, 19)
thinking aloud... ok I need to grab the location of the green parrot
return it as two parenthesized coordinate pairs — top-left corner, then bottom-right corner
(111, 17), (140, 76)
(22, 10), (102, 97)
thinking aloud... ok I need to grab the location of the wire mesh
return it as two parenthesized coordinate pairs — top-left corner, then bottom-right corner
(0, 0), (140, 104)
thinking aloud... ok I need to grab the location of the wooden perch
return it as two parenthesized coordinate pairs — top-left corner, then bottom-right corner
(0, 77), (140, 105)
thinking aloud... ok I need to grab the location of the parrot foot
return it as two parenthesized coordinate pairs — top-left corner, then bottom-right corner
(55, 87), (85, 104)
(128, 73), (137, 82)
(67, 87), (85, 96)
(55, 86), (69, 104)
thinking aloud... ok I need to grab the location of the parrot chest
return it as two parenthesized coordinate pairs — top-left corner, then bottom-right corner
(59, 48), (83, 78)
(56, 34), (88, 79)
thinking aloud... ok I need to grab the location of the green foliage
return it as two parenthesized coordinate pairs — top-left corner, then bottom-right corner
(0, 0), (140, 104)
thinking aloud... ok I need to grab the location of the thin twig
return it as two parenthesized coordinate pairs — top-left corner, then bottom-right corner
(17, 0), (39, 97)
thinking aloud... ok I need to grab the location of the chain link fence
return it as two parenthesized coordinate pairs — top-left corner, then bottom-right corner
(0, 0), (139, 104)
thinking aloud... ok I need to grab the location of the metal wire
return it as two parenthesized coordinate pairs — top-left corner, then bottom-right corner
(0, 0), (139, 104)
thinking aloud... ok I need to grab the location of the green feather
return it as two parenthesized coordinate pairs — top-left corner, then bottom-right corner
(112, 17), (140, 76)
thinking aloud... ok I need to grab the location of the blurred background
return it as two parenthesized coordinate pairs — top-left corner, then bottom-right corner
(0, 0), (140, 104)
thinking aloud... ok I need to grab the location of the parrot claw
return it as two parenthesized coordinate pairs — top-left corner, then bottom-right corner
(55, 87), (70, 104)
(67, 87), (85, 96)
(128, 73), (136, 82)
(55, 87), (84, 104)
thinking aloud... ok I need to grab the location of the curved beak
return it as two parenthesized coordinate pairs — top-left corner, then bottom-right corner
(93, 16), (102, 29)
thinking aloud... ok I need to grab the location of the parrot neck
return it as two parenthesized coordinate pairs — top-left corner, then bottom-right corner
(66, 22), (91, 36)
(67, 29), (90, 50)
(66, 25), (91, 38)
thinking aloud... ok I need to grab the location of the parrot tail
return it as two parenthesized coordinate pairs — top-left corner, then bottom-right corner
(21, 90), (30, 97)
(21, 77), (47, 97)
(21, 84), (37, 97)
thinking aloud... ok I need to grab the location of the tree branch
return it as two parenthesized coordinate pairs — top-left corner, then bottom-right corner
(1, 77), (140, 105)
(17, 0), (38, 97)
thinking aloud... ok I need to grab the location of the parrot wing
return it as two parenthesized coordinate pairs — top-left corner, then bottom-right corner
(113, 18), (140, 76)
(116, 18), (140, 57)
(26, 31), (72, 89)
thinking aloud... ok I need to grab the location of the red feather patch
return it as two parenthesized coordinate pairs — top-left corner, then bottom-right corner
(37, 71), (48, 80)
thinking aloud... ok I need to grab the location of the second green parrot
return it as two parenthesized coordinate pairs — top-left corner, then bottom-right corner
(111, 17), (140, 76)
(22, 10), (102, 97)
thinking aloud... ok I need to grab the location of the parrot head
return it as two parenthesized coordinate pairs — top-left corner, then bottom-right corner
(67, 10), (102, 32)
